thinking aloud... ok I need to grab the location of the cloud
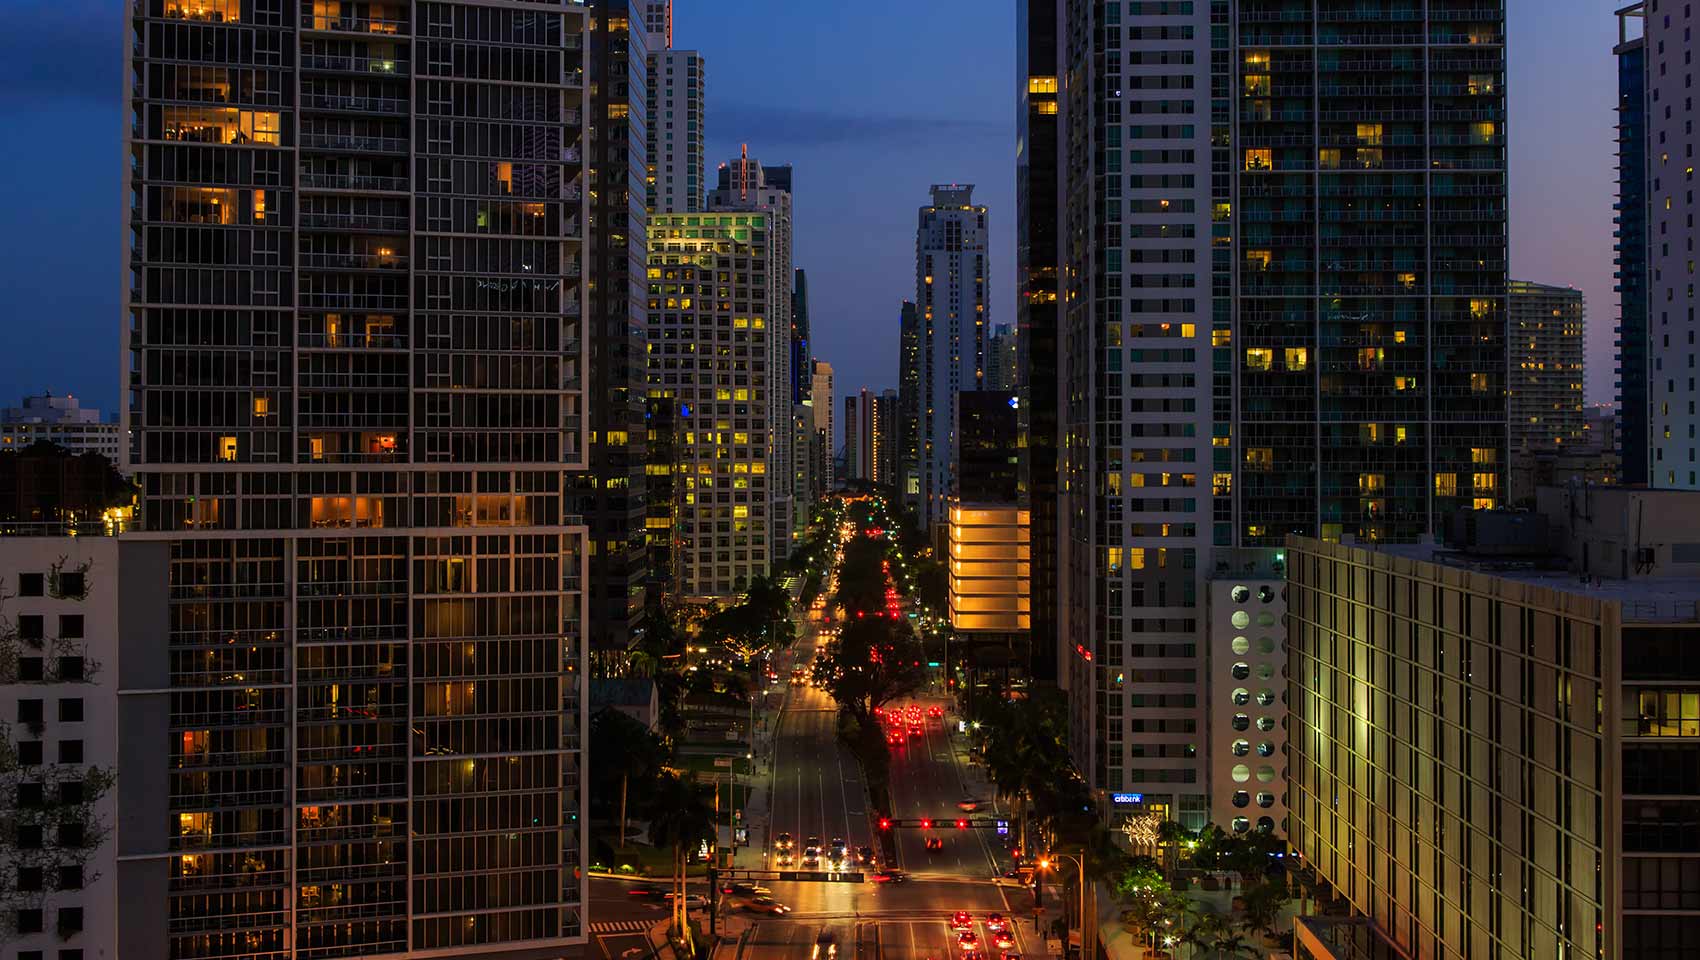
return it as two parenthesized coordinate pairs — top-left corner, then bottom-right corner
(0, 1), (120, 106)
(714, 102), (1003, 148)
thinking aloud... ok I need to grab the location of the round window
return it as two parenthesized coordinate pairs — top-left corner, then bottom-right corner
(1232, 611), (1251, 629)
(1231, 764), (1251, 783)
(1231, 662), (1251, 681)
(1232, 714), (1250, 732)
(1231, 636), (1250, 655)
(1233, 688), (1250, 706)
(1256, 716), (1277, 732)
(1256, 816), (1275, 833)
(1258, 585), (1276, 603)
(1255, 689), (1276, 707)
(1232, 739), (1250, 757)
(1257, 637), (1277, 655)
(1232, 791), (1250, 808)
(1256, 765), (1276, 783)
(1231, 817), (1251, 833)
(1256, 741), (1275, 757)
(1231, 585), (1251, 603)
(1256, 792), (1276, 808)
(1256, 664), (1276, 680)
(1257, 612), (1277, 627)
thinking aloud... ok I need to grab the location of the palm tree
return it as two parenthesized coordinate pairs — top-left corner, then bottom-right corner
(647, 773), (717, 946)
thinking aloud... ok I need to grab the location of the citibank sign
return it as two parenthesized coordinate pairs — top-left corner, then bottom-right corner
(1110, 793), (1144, 805)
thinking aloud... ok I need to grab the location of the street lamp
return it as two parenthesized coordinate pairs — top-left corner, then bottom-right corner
(1038, 853), (1087, 955)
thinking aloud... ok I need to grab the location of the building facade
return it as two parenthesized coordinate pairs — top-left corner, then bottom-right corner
(897, 300), (923, 513)
(646, 48), (704, 214)
(647, 213), (778, 598)
(708, 156), (794, 562)
(1288, 489), (1700, 960)
(2, 534), (167, 959)
(986, 324), (1018, 392)
(843, 394), (863, 483)
(122, 2), (592, 955)
(583, 0), (652, 664)
(2, 394), (122, 464)
(1054, 0), (1508, 822)
(643, 0), (671, 50)
(1509, 281), (1586, 458)
(875, 389), (898, 490)
(1202, 550), (1286, 834)
(1617, 6), (1652, 487)
(915, 185), (991, 530)
(810, 359), (834, 494)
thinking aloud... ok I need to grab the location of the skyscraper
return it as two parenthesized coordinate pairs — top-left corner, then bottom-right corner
(1509, 281), (1586, 458)
(843, 393), (863, 483)
(1054, 0), (1508, 816)
(811, 359), (835, 494)
(644, 0), (672, 50)
(986, 324), (1018, 392)
(915, 185), (990, 530)
(793, 269), (812, 407)
(121, 1), (591, 954)
(647, 49), (704, 213)
(1017, 0), (1061, 684)
(647, 213), (780, 597)
(584, 0), (652, 666)
(842, 387), (887, 485)
(897, 300), (923, 513)
(1617, 5), (1651, 486)
(708, 155), (794, 562)
(876, 389), (899, 489)
(1623, 1), (1700, 488)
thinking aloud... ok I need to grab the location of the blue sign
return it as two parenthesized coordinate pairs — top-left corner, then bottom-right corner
(680, 403), (692, 418)
(996, 820), (1009, 835)
(1110, 793), (1144, 806)
(1007, 396), (1020, 409)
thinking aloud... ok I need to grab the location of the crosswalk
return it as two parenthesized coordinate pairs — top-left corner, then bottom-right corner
(590, 920), (654, 935)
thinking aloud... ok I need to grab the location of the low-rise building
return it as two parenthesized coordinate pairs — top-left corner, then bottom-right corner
(1, 394), (121, 464)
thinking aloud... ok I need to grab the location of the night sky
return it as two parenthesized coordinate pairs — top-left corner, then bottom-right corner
(0, 0), (1617, 417)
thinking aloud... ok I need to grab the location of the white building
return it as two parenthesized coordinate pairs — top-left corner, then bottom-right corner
(0, 534), (168, 960)
(2, 394), (121, 463)
(647, 48), (705, 214)
(915, 184), (990, 530)
(1204, 553), (1286, 834)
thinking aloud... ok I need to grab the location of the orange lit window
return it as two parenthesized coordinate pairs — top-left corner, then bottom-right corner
(1244, 149), (1272, 171)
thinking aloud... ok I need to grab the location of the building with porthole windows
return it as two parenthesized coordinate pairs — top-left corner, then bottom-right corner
(1206, 550), (1287, 834)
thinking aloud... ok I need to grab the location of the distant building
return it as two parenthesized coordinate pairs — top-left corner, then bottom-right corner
(843, 394), (863, 483)
(897, 301), (923, 512)
(1509, 281), (1586, 456)
(1289, 485), (1700, 960)
(986, 324), (1018, 392)
(956, 391), (1019, 504)
(947, 389), (1030, 673)
(647, 48), (704, 213)
(1, 532), (168, 960)
(1617, 6), (1653, 486)
(644, 395), (682, 590)
(792, 269), (811, 407)
(591, 676), (660, 732)
(842, 388), (890, 486)
(876, 390), (899, 490)
(644, 0), (672, 49)
(916, 185), (990, 529)
(811, 360), (834, 494)
(2, 393), (120, 463)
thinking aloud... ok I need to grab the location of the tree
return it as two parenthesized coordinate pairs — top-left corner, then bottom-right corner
(589, 707), (667, 847)
(700, 574), (796, 665)
(812, 615), (925, 722)
(1237, 879), (1290, 945)
(647, 773), (717, 946)
(980, 687), (1074, 854)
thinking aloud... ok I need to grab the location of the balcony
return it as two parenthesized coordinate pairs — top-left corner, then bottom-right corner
(299, 252), (409, 271)
(299, 291), (408, 310)
(301, 53), (408, 75)
(301, 132), (408, 154)
(301, 13), (409, 35)
(300, 172), (409, 193)
(301, 211), (408, 231)
(302, 92), (408, 115)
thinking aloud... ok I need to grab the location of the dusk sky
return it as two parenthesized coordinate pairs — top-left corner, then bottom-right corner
(0, 0), (1617, 415)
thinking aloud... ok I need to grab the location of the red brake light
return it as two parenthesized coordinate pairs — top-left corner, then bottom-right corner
(956, 819), (969, 829)
(919, 818), (932, 830)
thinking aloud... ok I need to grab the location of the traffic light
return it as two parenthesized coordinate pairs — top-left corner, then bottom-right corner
(878, 818), (892, 831)
(919, 818), (933, 830)
(955, 818), (969, 830)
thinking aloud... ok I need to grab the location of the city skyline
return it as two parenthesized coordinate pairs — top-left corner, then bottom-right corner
(0, 0), (1620, 412)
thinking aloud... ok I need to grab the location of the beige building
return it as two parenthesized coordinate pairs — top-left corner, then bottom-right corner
(946, 503), (1031, 634)
(1287, 486), (1700, 960)
(1509, 281), (1586, 457)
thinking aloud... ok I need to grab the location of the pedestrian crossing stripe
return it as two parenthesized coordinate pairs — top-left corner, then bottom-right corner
(591, 920), (653, 934)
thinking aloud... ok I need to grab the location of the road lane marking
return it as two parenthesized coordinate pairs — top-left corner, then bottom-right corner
(591, 920), (655, 933)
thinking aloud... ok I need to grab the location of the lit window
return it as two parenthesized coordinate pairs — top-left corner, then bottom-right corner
(1028, 76), (1058, 94)
(218, 436), (238, 461)
(1284, 347), (1308, 371)
(1244, 348), (1273, 371)
(1244, 149), (1272, 171)
(1434, 473), (1458, 497)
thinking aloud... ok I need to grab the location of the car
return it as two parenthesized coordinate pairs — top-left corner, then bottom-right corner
(664, 893), (709, 909)
(1001, 953), (1022, 960)
(887, 732), (904, 746)
(812, 932), (838, 960)
(722, 881), (772, 896)
(950, 911), (975, 932)
(777, 851), (796, 866)
(829, 837), (847, 856)
(985, 914), (1007, 933)
(925, 837), (944, 853)
(957, 798), (979, 812)
(745, 896), (791, 915)
(929, 706), (944, 718)
(856, 845), (875, 865)
(908, 725), (922, 738)
(992, 933), (1016, 950)
(627, 883), (666, 900)
(957, 932), (980, 950)
(776, 832), (795, 851)
(806, 835), (822, 849)
(803, 847), (821, 866)
(960, 953), (985, 960)
(870, 869), (908, 884)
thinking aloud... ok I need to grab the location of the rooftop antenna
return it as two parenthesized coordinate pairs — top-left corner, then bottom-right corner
(740, 143), (749, 201)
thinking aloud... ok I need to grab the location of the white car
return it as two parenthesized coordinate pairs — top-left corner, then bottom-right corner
(664, 893), (709, 909)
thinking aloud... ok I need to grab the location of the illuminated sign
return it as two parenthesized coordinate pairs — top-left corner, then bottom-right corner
(1110, 793), (1145, 806)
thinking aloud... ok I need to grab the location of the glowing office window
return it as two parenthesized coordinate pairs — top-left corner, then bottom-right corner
(1434, 473), (1458, 497)
(1244, 149), (1272, 172)
(1245, 348), (1273, 371)
(1284, 347), (1308, 371)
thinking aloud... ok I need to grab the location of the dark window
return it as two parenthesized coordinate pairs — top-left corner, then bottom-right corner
(17, 782), (43, 808)
(58, 781), (82, 805)
(56, 657), (83, 681)
(55, 907), (82, 936)
(53, 571), (84, 597)
(57, 823), (83, 848)
(17, 740), (42, 766)
(19, 657), (43, 681)
(15, 824), (41, 849)
(58, 615), (83, 639)
(16, 909), (42, 934)
(18, 573), (44, 596)
(18, 614), (44, 643)
(59, 951), (84, 960)
(57, 865), (83, 891)
(17, 699), (43, 725)
(58, 740), (82, 764)
(17, 867), (42, 891)
(58, 698), (83, 723)
(20, 951), (43, 960)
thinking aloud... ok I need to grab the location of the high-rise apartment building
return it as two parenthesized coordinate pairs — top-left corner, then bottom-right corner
(897, 300), (923, 512)
(986, 324), (1018, 392)
(647, 213), (778, 597)
(708, 155), (794, 562)
(121, 2), (592, 956)
(644, 0), (672, 50)
(2, 393), (122, 463)
(1288, 485), (1700, 959)
(811, 360), (834, 494)
(1618, 5), (1652, 487)
(1509, 281), (1586, 458)
(1018, 0), (1061, 685)
(584, 0), (652, 665)
(843, 394), (863, 483)
(1054, 0), (1508, 819)
(646, 49), (704, 213)
(1621, 2), (1700, 488)
(876, 389), (899, 489)
(793, 269), (812, 407)
(915, 185), (990, 530)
